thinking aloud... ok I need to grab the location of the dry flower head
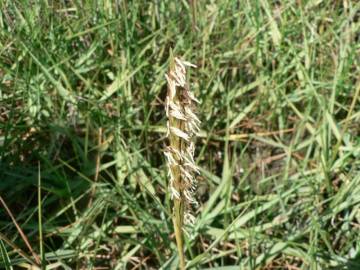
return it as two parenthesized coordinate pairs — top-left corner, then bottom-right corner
(164, 57), (200, 225)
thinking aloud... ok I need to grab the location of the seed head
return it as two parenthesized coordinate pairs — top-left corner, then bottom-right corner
(165, 56), (200, 224)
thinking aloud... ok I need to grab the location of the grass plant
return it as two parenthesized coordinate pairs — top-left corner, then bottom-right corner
(164, 53), (199, 269)
(0, 1), (360, 269)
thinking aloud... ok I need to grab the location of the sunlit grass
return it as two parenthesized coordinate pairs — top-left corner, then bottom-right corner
(0, 1), (360, 269)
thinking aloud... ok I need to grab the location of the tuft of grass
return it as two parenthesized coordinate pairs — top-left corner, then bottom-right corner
(1, 1), (360, 269)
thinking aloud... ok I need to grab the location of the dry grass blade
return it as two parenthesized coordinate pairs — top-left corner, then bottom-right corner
(0, 196), (41, 266)
(0, 232), (37, 266)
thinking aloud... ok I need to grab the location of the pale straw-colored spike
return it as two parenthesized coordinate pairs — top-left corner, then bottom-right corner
(164, 151), (177, 165)
(175, 64), (185, 79)
(184, 161), (200, 174)
(186, 90), (200, 103)
(184, 106), (201, 123)
(176, 57), (197, 68)
(169, 102), (183, 114)
(183, 154), (196, 167)
(183, 176), (196, 186)
(165, 121), (170, 137)
(186, 120), (201, 134)
(171, 187), (181, 199)
(174, 57), (186, 72)
(165, 97), (170, 117)
(165, 74), (177, 99)
(164, 54), (200, 269)
(170, 126), (190, 141)
(168, 147), (182, 161)
(187, 141), (196, 156)
(180, 166), (194, 182)
(169, 70), (185, 87)
(184, 190), (197, 204)
(170, 109), (187, 121)
(184, 212), (196, 225)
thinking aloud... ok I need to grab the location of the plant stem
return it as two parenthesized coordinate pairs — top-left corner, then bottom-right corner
(170, 99), (186, 269)
(166, 52), (198, 269)
(173, 199), (185, 269)
(169, 52), (186, 269)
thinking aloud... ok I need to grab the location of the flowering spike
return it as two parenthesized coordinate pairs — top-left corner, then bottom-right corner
(164, 55), (200, 269)
(165, 56), (200, 219)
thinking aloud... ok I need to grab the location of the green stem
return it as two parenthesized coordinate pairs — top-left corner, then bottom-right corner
(173, 199), (185, 269)
(170, 116), (186, 269)
(168, 50), (186, 269)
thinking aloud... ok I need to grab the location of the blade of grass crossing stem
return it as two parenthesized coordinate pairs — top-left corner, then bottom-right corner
(0, 240), (13, 270)
(38, 162), (45, 269)
(0, 232), (35, 266)
(0, 197), (40, 265)
(222, 94), (232, 230)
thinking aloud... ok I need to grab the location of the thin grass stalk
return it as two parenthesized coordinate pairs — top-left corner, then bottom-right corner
(165, 52), (199, 269)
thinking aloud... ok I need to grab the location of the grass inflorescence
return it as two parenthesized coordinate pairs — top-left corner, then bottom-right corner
(164, 53), (199, 269)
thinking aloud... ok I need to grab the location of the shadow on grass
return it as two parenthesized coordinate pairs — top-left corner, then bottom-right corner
(328, 253), (360, 270)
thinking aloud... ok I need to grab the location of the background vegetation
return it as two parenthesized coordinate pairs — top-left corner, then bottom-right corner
(1, 0), (360, 269)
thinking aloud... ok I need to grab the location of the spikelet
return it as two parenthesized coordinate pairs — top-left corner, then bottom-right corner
(164, 56), (200, 227)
